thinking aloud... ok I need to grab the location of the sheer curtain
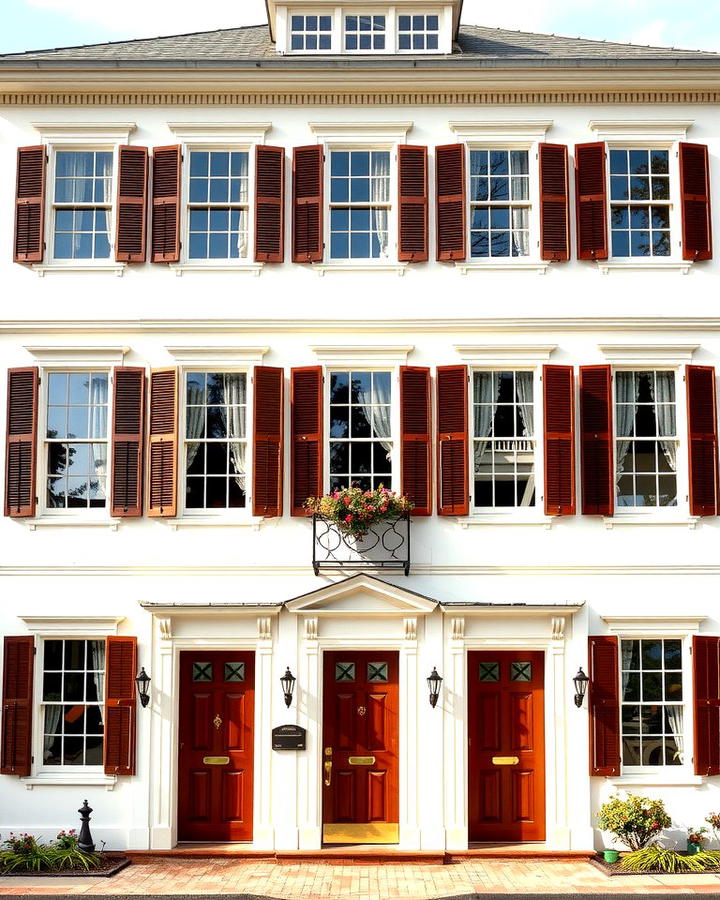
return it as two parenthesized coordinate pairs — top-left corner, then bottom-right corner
(615, 372), (638, 484)
(667, 706), (684, 764)
(90, 640), (105, 729)
(359, 377), (392, 460)
(222, 374), (247, 492)
(473, 372), (497, 472)
(185, 382), (205, 469)
(648, 371), (677, 473)
(516, 371), (534, 439)
(620, 641), (634, 698)
(371, 153), (390, 258)
(89, 374), (108, 502)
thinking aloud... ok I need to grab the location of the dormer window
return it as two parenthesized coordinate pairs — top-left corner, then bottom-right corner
(290, 14), (332, 51)
(345, 14), (386, 51)
(398, 14), (440, 51)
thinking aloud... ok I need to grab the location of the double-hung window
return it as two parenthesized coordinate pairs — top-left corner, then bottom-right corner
(329, 370), (392, 491)
(187, 150), (249, 261)
(52, 150), (113, 261)
(472, 370), (536, 509)
(470, 149), (530, 258)
(45, 371), (109, 511)
(329, 150), (391, 261)
(184, 371), (248, 511)
(610, 149), (671, 258)
(398, 14), (439, 51)
(290, 14), (332, 51)
(615, 370), (677, 509)
(620, 638), (684, 769)
(41, 639), (105, 768)
(344, 14), (386, 51)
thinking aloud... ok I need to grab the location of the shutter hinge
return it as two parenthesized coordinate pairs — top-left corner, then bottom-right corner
(31, 755), (34, 764)
(690, 646), (693, 655)
(33, 646), (37, 655)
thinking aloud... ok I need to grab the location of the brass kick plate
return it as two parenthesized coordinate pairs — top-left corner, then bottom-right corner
(348, 756), (375, 765)
(492, 756), (519, 766)
(323, 823), (399, 844)
(203, 756), (230, 765)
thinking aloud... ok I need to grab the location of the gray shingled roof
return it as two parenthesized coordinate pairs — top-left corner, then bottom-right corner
(1, 23), (718, 64)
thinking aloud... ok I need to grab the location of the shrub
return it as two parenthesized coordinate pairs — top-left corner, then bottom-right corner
(597, 794), (671, 851)
(620, 846), (720, 873)
(688, 826), (709, 845)
(0, 831), (100, 874)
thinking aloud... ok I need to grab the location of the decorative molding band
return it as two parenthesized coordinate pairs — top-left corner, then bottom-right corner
(167, 122), (271, 143)
(309, 121), (413, 142)
(601, 614), (706, 635)
(311, 344), (414, 365)
(20, 615), (125, 635)
(589, 119), (694, 142)
(24, 345), (130, 366)
(449, 120), (552, 142)
(599, 343), (699, 364)
(454, 344), (557, 362)
(166, 345), (269, 364)
(3, 91), (720, 106)
(31, 121), (136, 142)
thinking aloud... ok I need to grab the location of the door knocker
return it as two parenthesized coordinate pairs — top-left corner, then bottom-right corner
(213, 714), (222, 730)
(357, 706), (367, 717)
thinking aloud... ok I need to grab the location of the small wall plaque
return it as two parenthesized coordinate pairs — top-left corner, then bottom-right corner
(272, 724), (307, 751)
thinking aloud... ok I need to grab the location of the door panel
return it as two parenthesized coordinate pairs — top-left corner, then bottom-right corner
(468, 651), (545, 842)
(322, 651), (399, 844)
(178, 651), (254, 841)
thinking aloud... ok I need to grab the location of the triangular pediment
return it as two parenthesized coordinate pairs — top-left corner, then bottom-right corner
(286, 574), (437, 615)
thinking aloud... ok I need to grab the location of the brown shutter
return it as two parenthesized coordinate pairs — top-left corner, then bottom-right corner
(4, 367), (39, 518)
(111, 367), (145, 518)
(292, 146), (323, 263)
(436, 144), (466, 261)
(151, 145), (181, 263)
(14, 146), (46, 263)
(104, 636), (137, 776)
(255, 145), (285, 263)
(543, 365), (575, 516)
(693, 635), (720, 776)
(1, 636), (34, 776)
(580, 365), (613, 516)
(680, 143), (712, 261)
(115, 146), (148, 263)
(291, 366), (323, 516)
(687, 365), (719, 517)
(253, 366), (284, 517)
(398, 145), (428, 262)
(400, 366), (431, 516)
(539, 143), (570, 262)
(588, 635), (621, 776)
(147, 368), (178, 518)
(575, 142), (608, 260)
(437, 365), (468, 516)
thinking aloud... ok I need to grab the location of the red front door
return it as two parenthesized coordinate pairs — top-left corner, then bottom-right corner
(177, 651), (254, 841)
(322, 651), (399, 844)
(468, 650), (546, 842)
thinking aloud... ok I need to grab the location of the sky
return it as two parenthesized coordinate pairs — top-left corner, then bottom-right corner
(0, 0), (719, 55)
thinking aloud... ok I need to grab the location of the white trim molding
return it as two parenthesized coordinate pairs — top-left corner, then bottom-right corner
(286, 574), (437, 616)
(457, 261), (550, 275)
(165, 345), (269, 365)
(600, 615), (706, 635)
(455, 344), (557, 363)
(32, 122), (137, 143)
(596, 260), (692, 275)
(167, 122), (272, 144)
(24, 345), (130, 366)
(312, 344), (414, 366)
(449, 120), (552, 143)
(589, 119), (693, 142)
(20, 616), (125, 636)
(169, 264), (264, 277)
(598, 343), (699, 365)
(309, 121), (413, 143)
(32, 263), (126, 277)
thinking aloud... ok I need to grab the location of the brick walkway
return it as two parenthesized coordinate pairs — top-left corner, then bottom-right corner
(1, 857), (720, 898)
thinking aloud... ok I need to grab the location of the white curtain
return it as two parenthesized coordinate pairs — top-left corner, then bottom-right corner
(371, 152), (390, 258)
(615, 372), (638, 483)
(90, 639), (105, 727)
(185, 383), (205, 469)
(359, 375), (392, 459)
(222, 374), (247, 491)
(667, 705), (684, 764)
(89, 374), (108, 502)
(473, 372), (496, 472)
(516, 371), (534, 438)
(43, 706), (63, 763)
(648, 371), (677, 473)
(621, 640), (635, 698)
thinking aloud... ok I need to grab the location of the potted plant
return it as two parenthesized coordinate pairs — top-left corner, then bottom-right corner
(597, 793), (671, 863)
(687, 827), (708, 855)
(705, 813), (720, 846)
(305, 485), (413, 538)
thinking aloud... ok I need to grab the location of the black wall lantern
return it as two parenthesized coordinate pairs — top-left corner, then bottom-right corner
(427, 667), (443, 708)
(573, 667), (589, 708)
(135, 667), (151, 708)
(280, 667), (296, 708)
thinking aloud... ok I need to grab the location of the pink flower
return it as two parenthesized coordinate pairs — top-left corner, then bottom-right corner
(344, 497), (351, 505)
(345, 514), (353, 523)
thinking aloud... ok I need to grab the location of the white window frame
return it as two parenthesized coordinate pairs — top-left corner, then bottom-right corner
(286, 8), (338, 53)
(342, 10), (392, 54)
(396, 9), (442, 53)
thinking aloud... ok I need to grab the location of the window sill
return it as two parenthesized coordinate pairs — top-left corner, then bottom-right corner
(312, 263), (408, 276)
(456, 515), (556, 530)
(21, 773), (117, 791)
(24, 517), (121, 531)
(32, 264), (126, 277)
(603, 515), (700, 530)
(169, 263), (264, 277)
(457, 261), (550, 275)
(596, 260), (693, 275)
(161, 516), (265, 531)
(608, 774), (703, 787)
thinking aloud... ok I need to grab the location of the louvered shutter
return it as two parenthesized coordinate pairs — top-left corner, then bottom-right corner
(436, 144), (466, 261)
(151, 146), (181, 263)
(4, 367), (38, 518)
(255, 145), (285, 263)
(292, 146), (323, 263)
(588, 635), (620, 776)
(437, 365), (469, 516)
(687, 365), (719, 517)
(400, 366), (431, 516)
(539, 144), (570, 262)
(398, 146), (428, 262)
(680, 143), (712, 261)
(14, 146), (46, 263)
(575, 142), (608, 260)
(291, 366), (323, 516)
(147, 368), (178, 517)
(115, 146), (148, 263)
(253, 366), (284, 517)
(580, 365), (613, 516)
(111, 367), (145, 518)
(0, 636), (34, 776)
(543, 365), (575, 515)
(104, 636), (137, 776)
(693, 635), (720, 776)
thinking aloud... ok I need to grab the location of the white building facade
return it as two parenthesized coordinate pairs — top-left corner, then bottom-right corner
(1, 0), (720, 854)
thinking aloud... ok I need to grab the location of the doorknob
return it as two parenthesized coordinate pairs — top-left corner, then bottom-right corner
(324, 760), (332, 786)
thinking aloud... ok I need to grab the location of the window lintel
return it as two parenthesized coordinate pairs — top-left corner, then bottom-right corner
(312, 344), (413, 366)
(589, 120), (693, 142)
(455, 344), (556, 364)
(167, 123), (271, 144)
(449, 121), (552, 143)
(599, 344), (698, 365)
(33, 123), (136, 144)
(166, 346), (269, 365)
(24, 346), (129, 367)
(20, 616), (124, 636)
(310, 122), (413, 144)
(600, 615), (705, 636)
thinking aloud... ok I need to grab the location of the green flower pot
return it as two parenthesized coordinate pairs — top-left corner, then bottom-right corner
(603, 849), (619, 863)
(687, 841), (702, 855)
